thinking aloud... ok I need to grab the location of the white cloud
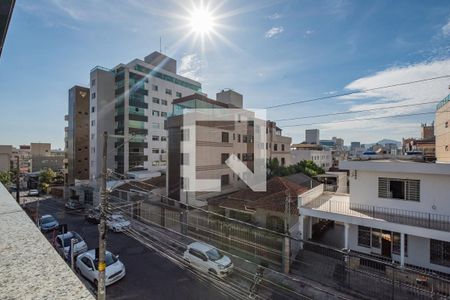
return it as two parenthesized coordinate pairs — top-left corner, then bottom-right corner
(267, 13), (282, 20)
(442, 19), (450, 36)
(265, 26), (284, 38)
(178, 54), (204, 82)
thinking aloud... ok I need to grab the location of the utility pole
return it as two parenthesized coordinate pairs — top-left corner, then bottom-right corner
(98, 131), (108, 300)
(70, 238), (76, 270)
(16, 156), (20, 204)
(282, 192), (291, 274)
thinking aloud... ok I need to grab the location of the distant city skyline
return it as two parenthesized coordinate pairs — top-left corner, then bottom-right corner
(1, 0), (450, 148)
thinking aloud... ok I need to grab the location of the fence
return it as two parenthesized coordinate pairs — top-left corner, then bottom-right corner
(293, 241), (450, 300)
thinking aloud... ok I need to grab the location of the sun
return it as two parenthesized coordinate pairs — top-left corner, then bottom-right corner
(189, 7), (215, 35)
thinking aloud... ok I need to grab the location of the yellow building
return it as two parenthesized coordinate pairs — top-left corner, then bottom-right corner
(436, 94), (450, 163)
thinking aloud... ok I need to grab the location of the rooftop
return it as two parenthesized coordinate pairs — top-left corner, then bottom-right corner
(340, 159), (450, 175)
(0, 184), (93, 299)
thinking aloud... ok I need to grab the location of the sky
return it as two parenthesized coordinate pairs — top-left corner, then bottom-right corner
(1, 0), (450, 149)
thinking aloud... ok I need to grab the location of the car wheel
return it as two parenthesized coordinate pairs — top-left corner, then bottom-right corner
(208, 268), (217, 276)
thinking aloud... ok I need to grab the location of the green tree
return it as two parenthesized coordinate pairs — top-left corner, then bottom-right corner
(0, 171), (11, 186)
(266, 159), (325, 179)
(39, 168), (56, 192)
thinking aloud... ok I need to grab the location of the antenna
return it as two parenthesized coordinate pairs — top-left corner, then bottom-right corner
(159, 36), (162, 53)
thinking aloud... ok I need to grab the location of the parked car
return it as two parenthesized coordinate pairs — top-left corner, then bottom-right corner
(28, 189), (39, 196)
(106, 214), (131, 232)
(55, 231), (88, 259)
(76, 250), (126, 286)
(183, 242), (233, 278)
(39, 214), (59, 232)
(85, 208), (100, 224)
(65, 200), (84, 211)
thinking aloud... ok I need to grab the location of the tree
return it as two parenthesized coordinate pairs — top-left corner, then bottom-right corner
(39, 168), (56, 192)
(266, 159), (325, 179)
(0, 171), (11, 186)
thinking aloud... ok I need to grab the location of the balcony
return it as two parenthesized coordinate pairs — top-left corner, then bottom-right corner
(129, 113), (148, 122)
(129, 99), (148, 109)
(301, 193), (450, 232)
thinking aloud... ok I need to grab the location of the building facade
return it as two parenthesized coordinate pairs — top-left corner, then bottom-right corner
(89, 51), (202, 186)
(65, 86), (90, 185)
(0, 145), (12, 172)
(291, 149), (332, 170)
(166, 91), (292, 207)
(436, 94), (450, 163)
(299, 159), (450, 274)
(305, 129), (320, 145)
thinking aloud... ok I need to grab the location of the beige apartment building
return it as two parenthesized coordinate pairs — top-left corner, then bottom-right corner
(436, 94), (450, 163)
(0, 145), (12, 172)
(166, 90), (292, 207)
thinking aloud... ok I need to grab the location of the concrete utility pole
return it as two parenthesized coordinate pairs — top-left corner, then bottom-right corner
(98, 131), (108, 300)
(282, 192), (291, 274)
(16, 156), (20, 204)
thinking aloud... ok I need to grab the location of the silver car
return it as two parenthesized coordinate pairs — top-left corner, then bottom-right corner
(55, 231), (88, 259)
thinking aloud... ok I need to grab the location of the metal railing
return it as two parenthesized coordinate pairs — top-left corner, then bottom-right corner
(305, 197), (450, 232)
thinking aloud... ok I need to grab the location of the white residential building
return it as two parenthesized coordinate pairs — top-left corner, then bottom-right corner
(291, 149), (332, 170)
(299, 159), (450, 274)
(89, 51), (202, 187)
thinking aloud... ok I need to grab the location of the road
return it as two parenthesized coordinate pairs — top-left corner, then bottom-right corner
(25, 196), (236, 300)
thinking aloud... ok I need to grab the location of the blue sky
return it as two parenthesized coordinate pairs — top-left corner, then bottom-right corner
(1, 0), (450, 149)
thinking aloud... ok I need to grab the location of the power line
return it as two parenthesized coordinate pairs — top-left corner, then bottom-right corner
(274, 100), (439, 122)
(282, 111), (436, 128)
(264, 75), (450, 109)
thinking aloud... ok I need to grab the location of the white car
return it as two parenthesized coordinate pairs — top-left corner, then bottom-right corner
(106, 214), (131, 232)
(28, 189), (39, 196)
(55, 231), (88, 259)
(183, 242), (233, 278)
(76, 250), (126, 286)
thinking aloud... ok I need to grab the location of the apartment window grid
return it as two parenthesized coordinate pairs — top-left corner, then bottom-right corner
(378, 177), (420, 201)
(430, 239), (450, 267)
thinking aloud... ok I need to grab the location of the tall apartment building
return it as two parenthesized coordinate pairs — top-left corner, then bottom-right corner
(89, 51), (201, 185)
(65, 86), (90, 185)
(436, 94), (450, 163)
(305, 129), (320, 145)
(0, 145), (12, 172)
(166, 90), (292, 207)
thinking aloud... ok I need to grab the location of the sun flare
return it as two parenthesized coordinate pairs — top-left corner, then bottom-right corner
(189, 7), (215, 35)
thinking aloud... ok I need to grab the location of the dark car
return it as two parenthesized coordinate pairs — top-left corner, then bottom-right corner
(85, 208), (100, 224)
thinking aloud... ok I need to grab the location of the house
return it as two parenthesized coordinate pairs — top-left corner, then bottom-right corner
(208, 176), (309, 232)
(298, 158), (450, 274)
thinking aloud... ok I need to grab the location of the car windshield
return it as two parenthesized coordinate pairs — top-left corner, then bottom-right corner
(94, 253), (118, 269)
(62, 232), (82, 247)
(113, 216), (126, 222)
(206, 248), (224, 261)
(41, 216), (55, 224)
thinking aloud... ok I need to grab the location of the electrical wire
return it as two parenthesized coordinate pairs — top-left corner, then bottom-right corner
(264, 75), (450, 109)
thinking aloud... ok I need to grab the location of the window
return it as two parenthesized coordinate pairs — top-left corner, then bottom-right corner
(281, 144), (285, 151)
(91, 107), (95, 113)
(91, 134), (95, 140)
(243, 135), (248, 143)
(222, 132), (229, 143)
(152, 97), (160, 104)
(180, 153), (189, 165)
(221, 153), (229, 164)
(358, 226), (371, 247)
(446, 145), (449, 152)
(181, 129), (189, 141)
(152, 122), (160, 129)
(221, 174), (230, 187)
(152, 85), (158, 91)
(91, 120), (95, 126)
(165, 88), (172, 95)
(446, 121), (449, 128)
(161, 136), (167, 141)
(237, 134), (241, 142)
(81, 257), (93, 269)
(181, 177), (189, 190)
(152, 110), (160, 117)
(176, 92), (182, 98)
(281, 157), (285, 166)
(91, 79), (96, 86)
(152, 135), (159, 141)
(233, 133), (235, 140)
(161, 99), (168, 106)
(161, 112), (167, 118)
(152, 148), (159, 154)
(378, 178), (420, 201)
(371, 228), (381, 249)
(274, 144), (278, 151)
(392, 232), (407, 256)
(430, 239), (450, 267)
(91, 92), (96, 99)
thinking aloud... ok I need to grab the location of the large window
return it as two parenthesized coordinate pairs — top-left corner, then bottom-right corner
(378, 177), (420, 201)
(358, 226), (371, 247)
(392, 232), (408, 255)
(430, 239), (450, 267)
(222, 132), (229, 143)
(221, 153), (229, 164)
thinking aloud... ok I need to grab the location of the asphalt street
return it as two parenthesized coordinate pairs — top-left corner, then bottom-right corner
(25, 196), (235, 300)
